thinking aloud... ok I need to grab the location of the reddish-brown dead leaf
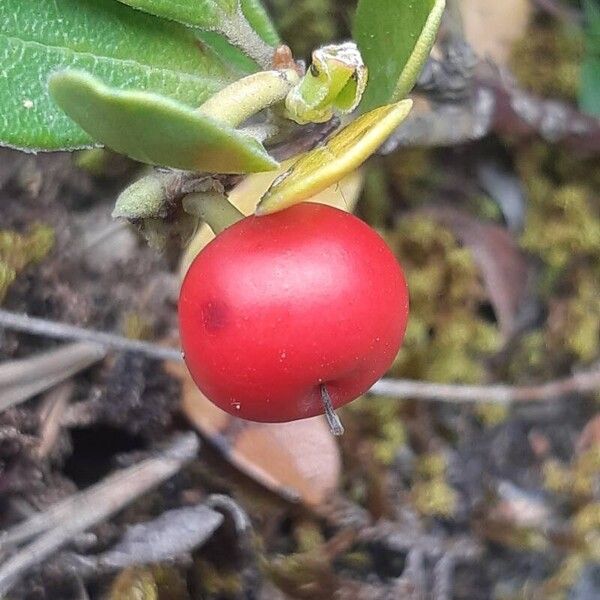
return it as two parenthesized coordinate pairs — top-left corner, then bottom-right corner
(423, 206), (530, 339)
(165, 360), (341, 508)
(576, 414), (600, 455)
(461, 0), (532, 66)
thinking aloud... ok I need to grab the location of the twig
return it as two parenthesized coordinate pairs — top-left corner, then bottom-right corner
(0, 309), (181, 362)
(0, 342), (106, 412)
(68, 504), (223, 575)
(0, 432), (199, 596)
(2, 310), (600, 405)
(369, 366), (600, 403)
(36, 381), (74, 459)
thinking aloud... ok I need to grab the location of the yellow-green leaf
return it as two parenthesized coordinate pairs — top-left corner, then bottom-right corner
(256, 99), (412, 214)
(49, 70), (278, 173)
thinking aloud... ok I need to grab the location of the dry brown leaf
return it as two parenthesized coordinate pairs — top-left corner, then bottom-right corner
(424, 206), (530, 339)
(166, 361), (341, 507)
(461, 0), (532, 66)
(576, 414), (600, 455)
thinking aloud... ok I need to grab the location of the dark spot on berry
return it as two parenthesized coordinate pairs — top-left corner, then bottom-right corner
(201, 301), (229, 333)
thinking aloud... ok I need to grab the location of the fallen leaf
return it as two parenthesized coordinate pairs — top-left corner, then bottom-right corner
(577, 414), (600, 454)
(96, 505), (223, 569)
(166, 361), (341, 507)
(461, 0), (532, 66)
(424, 206), (530, 338)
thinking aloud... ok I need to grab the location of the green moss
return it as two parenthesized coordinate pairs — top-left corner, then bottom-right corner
(538, 553), (587, 599)
(412, 453), (458, 518)
(122, 311), (155, 341)
(344, 396), (407, 466)
(109, 567), (158, 600)
(475, 403), (510, 427)
(294, 521), (325, 553)
(510, 20), (584, 101)
(193, 560), (243, 597)
(412, 478), (458, 518)
(520, 184), (600, 271)
(0, 224), (55, 302)
(544, 445), (600, 500)
(517, 145), (600, 274)
(384, 216), (500, 384)
(265, 548), (335, 599)
(508, 143), (600, 374)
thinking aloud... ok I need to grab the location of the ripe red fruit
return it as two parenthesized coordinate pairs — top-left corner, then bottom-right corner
(179, 202), (408, 424)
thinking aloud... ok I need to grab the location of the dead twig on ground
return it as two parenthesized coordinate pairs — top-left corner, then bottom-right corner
(36, 381), (74, 459)
(0, 342), (106, 412)
(370, 366), (600, 404)
(0, 432), (199, 597)
(0, 309), (179, 362)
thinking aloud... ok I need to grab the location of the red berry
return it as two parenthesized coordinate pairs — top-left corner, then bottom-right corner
(178, 202), (408, 423)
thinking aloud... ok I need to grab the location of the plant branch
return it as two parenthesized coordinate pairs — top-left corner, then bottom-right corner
(369, 367), (600, 404)
(0, 433), (199, 596)
(0, 309), (181, 362)
(219, 11), (276, 70)
(182, 192), (245, 234)
(0, 342), (106, 412)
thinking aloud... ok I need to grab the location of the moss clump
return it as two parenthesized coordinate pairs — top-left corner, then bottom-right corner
(510, 20), (584, 101)
(385, 216), (500, 384)
(508, 144), (600, 376)
(265, 548), (337, 599)
(193, 560), (243, 597)
(538, 553), (587, 599)
(545, 445), (600, 500)
(520, 183), (600, 272)
(475, 402), (510, 427)
(517, 144), (600, 274)
(122, 311), (155, 341)
(412, 453), (458, 518)
(0, 224), (55, 302)
(344, 396), (407, 466)
(110, 567), (158, 600)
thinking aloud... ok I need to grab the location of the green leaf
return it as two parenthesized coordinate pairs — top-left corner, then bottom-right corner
(581, 0), (600, 116)
(116, 0), (236, 30)
(49, 70), (278, 173)
(116, 0), (279, 66)
(257, 99), (413, 214)
(0, 0), (236, 151)
(353, 0), (446, 112)
(197, 31), (261, 75)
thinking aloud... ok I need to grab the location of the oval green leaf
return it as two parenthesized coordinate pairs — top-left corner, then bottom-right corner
(0, 0), (236, 151)
(49, 71), (278, 173)
(116, 0), (279, 67)
(256, 99), (413, 214)
(353, 0), (446, 112)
